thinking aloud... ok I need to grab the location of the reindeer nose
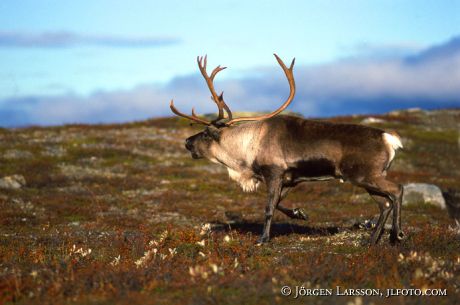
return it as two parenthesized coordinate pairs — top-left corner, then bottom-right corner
(185, 138), (193, 150)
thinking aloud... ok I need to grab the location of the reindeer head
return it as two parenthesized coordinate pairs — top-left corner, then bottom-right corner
(170, 54), (296, 160)
(184, 125), (221, 159)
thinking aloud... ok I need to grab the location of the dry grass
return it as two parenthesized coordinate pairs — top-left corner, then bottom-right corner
(0, 109), (459, 304)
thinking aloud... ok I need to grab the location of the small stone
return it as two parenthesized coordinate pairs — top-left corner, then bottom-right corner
(361, 117), (386, 124)
(403, 183), (446, 209)
(387, 108), (423, 116)
(0, 175), (27, 190)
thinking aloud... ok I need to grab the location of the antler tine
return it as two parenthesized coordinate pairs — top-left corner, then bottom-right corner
(191, 107), (208, 122)
(210, 65), (226, 80)
(209, 91), (233, 122)
(218, 92), (233, 121)
(210, 71), (234, 122)
(196, 55), (230, 121)
(290, 58), (295, 70)
(169, 100), (211, 125)
(225, 54), (296, 126)
(274, 54), (295, 72)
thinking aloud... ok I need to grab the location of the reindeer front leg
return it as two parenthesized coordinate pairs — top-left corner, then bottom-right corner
(257, 177), (283, 245)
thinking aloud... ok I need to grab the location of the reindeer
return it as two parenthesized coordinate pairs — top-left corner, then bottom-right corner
(169, 54), (405, 245)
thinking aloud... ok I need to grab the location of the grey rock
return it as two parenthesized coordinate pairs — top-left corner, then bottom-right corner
(406, 107), (423, 113)
(403, 183), (446, 209)
(387, 108), (424, 117)
(0, 175), (27, 190)
(361, 117), (386, 124)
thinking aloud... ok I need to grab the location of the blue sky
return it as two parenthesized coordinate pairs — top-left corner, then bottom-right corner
(0, 0), (459, 126)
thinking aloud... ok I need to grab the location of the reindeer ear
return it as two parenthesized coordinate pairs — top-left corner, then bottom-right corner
(206, 125), (222, 142)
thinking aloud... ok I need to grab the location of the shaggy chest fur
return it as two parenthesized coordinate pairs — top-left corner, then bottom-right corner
(207, 121), (268, 193)
(227, 168), (260, 192)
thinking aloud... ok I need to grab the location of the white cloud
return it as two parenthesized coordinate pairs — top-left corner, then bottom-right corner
(1, 36), (460, 127)
(0, 31), (180, 48)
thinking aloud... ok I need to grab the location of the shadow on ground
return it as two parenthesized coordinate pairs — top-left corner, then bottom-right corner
(210, 220), (362, 238)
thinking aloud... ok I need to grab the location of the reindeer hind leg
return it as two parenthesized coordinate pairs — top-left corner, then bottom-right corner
(276, 186), (308, 221)
(366, 190), (393, 245)
(358, 176), (404, 245)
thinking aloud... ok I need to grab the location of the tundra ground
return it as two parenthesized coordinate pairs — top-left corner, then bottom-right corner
(1, 109), (459, 304)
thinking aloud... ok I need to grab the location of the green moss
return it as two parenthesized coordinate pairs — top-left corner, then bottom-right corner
(405, 127), (459, 144)
(175, 242), (202, 259)
(332, 244), (362, 255)
(1, 111), (460, 305)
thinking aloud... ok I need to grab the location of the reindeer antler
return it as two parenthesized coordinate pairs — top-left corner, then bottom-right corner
(225, 54), (295, 125)
(169, 55), (231, 125)
(169, 54), (295, 126)
(169, 100), (211, 125)
(197, 56), (233, 122)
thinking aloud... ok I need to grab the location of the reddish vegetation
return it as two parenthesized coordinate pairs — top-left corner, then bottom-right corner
(0, 109), (459, 304)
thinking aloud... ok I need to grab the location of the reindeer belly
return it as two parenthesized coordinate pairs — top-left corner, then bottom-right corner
(285, 158), (339, 185)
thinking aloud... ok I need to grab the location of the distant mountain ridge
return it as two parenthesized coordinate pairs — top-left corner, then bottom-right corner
(406, 35), (460, 64)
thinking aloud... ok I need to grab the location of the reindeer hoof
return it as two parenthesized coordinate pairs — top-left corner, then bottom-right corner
(390, 231), (406, 244)
(293, 208), (308, 221)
